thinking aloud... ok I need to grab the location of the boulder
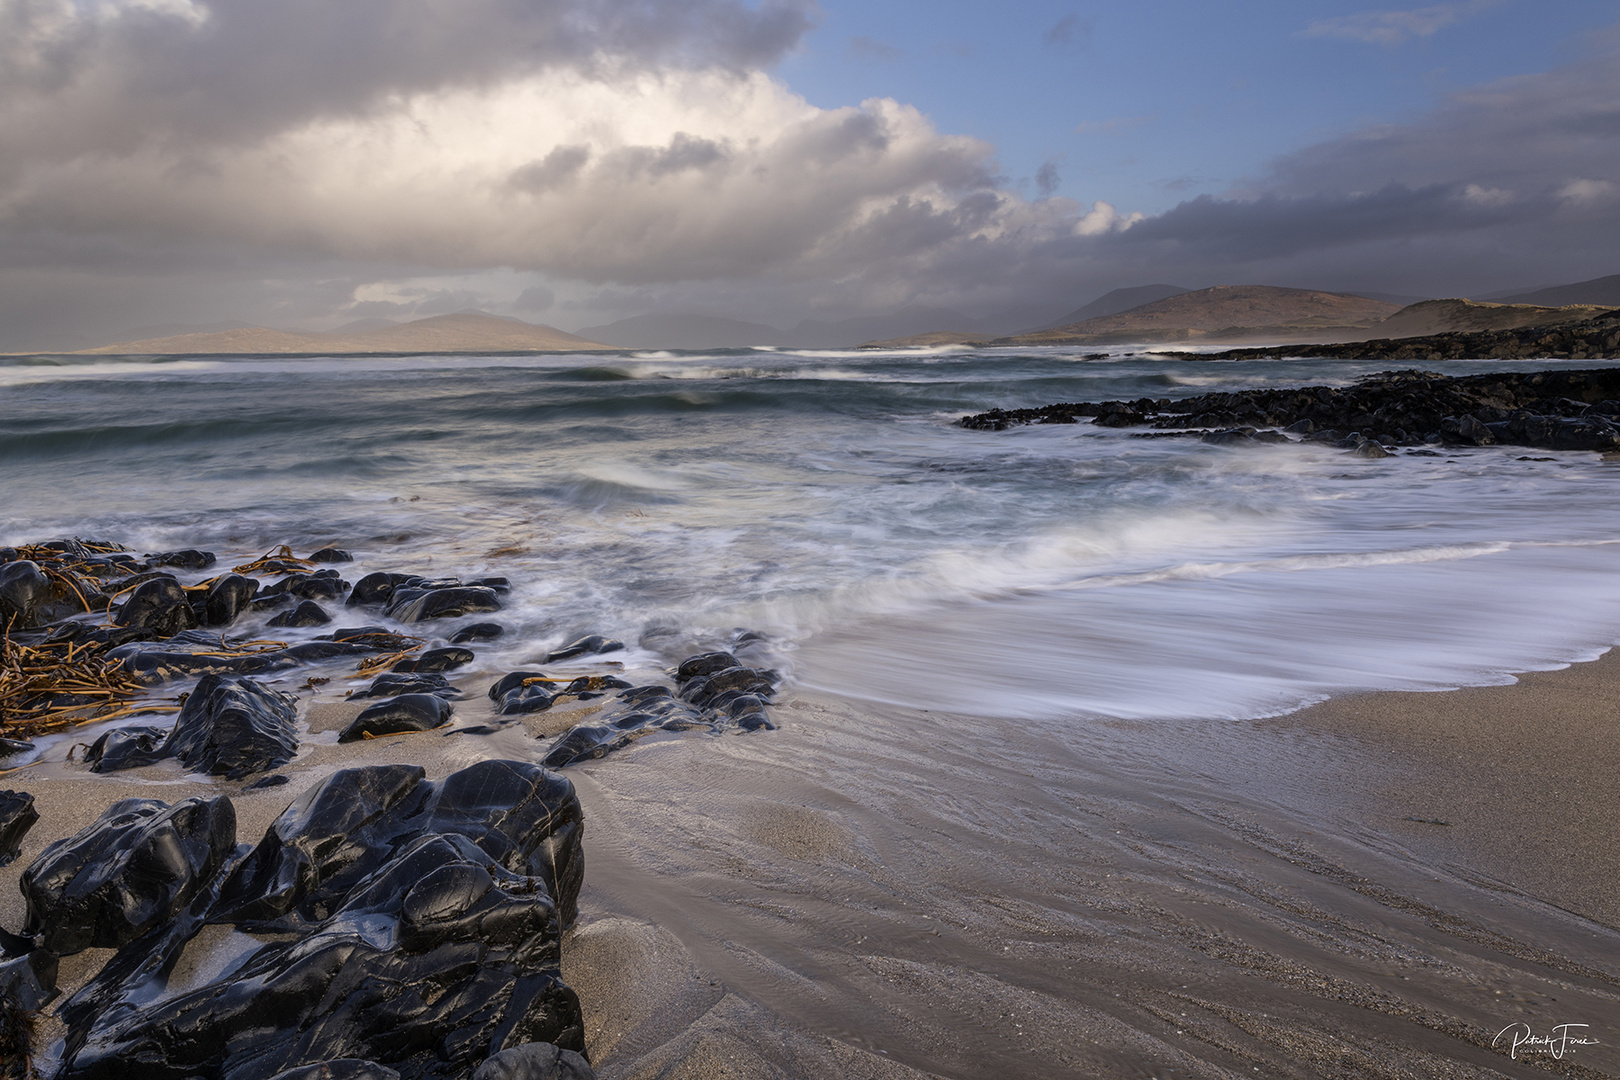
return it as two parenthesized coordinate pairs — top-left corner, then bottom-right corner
(164, 674), (298, 779)
(20, 796), (236, 955)
(340, 695), (453, 742)
(489, 672), (554, 715)
(307, 548), (355, 564)
(83, 726), (169, 772)
(113, 576), (198, 636)
(262, 571), (350, 602)
(0, 791), (39, 867)
(201, 573), (259, 627)
(543, 636), (623, 663)
(0, 561), (50, 628)
(391, 647), (474, 674)
(346, 573), (419, 607)
(385, 586), (503, 623)
(269, 600), (333, 628)
(349, 672), (462, 700)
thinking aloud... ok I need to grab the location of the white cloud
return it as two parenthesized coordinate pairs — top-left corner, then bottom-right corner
(1303, 1), (1498, 47)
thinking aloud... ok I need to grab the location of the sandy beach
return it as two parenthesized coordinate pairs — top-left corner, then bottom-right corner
(6, 649), (1619, 1079)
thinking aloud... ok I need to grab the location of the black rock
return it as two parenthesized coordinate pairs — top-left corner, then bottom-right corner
(83, 726), (169, 772)
(346, 572), (420, 607)
(269, 599), (333, 628)
(86, 676), (296, 779)
(391, 647), (474, 674)
(674, 652), (737, 682)
(308, 548), (355, 564)
(450, 622), (505, 644)
(267, 1062), (401, 1080)
(202, 573), (259, 627)
(678, 665), (776, 708)
(324, 626), (423, 650)
(350, 672), (462, 700)
(340, 694), (453, 742)
(0, 561), (50, 629)
(111, 633), (303, 685)
(489, 672), (555, 715)
(263, 570), (351, 601)
(113, 576), (198, 637)
(0, 945), (58, 1015)
(165, 674), (299, 779)
(385, 586), (503, 623)
(544, 635), (624, 663)
(0, 791), (39, 867)
(145, 549), (216, 570)
(0, 737), (33, 759)
(472, 1043), (596, 1080)
(64, 831), (582, 1080)
(245, 774), (291, 791)
(20, 796), (236, 955)
(1351, 440), (1393, 459)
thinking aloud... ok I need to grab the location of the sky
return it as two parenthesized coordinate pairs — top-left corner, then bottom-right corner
(1, 0), (1617, 346)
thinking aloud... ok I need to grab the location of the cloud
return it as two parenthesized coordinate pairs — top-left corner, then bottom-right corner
(1042, 14), (1093, 47)
(1035, 157), (1062, 198)
(1302, 0), (1499, 47)
(849, 35), (902, 62)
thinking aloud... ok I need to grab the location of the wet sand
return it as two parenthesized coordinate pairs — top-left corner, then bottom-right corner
(4, 657), (1620, 1079)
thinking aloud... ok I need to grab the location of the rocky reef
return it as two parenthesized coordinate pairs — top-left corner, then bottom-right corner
(960, 366), (1620, 453)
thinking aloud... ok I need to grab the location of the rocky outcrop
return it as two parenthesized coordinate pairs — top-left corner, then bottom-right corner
(1165, 310), (1620, 362)
(960, 366), (1620, 452)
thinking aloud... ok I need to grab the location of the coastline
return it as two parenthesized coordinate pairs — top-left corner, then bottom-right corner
(5, 651), (1620, 1077)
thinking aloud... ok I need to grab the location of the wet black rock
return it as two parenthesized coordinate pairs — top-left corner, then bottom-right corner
(111, 632), (300, 684)
(145, 549), (216, 570)
(351, 672), (463, 700)
(0, 561), (50, 628)
(385, 586), (503, 623)
(113, 575), (198, 637)
(0, 791), (39, 867)
(168, 674), (299, 778)
(325, 626), (422, 650)
(308, 548), (355, 564)
(451, 622), (505, 643)
(50, 762), (587, 1079)
(674, 652), (738, 682)
(544, 635), (624, 663)
(340, 694), (453, 742)
(246, 774), (291, 791)
(472, 1043), (596, 1080)
(269, 599), (334, 628)
(201, 573), (259, 627)
(85, 676), (296, 779)
(489, 672), (555, 715)
(392, 647), (474, 674)
(0, 944), (57, 1015)
(83, 726), (169, 772)
(268, 1063), (401, 1080)
(347, 572), (419, 606)
(0, 737), (33, 759)
(20, 796), (235, 956)
(263, 570), (351, 602)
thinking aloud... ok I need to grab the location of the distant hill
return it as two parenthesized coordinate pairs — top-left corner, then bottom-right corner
(1370, 298), (1614, 338)
(576, 312), (789, 349)
(1005, 285), (1401, 346)
(1491, 273), (1620, 308)
(78, 311), (608, 354)
(1023, 284), (1191, 334)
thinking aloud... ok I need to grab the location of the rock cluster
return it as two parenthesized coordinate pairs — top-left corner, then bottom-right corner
(3, 760), (589, 1080)
(960, 366), (1620, 452)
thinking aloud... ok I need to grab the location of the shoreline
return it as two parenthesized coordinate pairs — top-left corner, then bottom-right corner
(5, 612), (1620, 1076)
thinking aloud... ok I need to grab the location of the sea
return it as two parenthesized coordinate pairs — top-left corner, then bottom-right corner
(6, 345), (1620, 726)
